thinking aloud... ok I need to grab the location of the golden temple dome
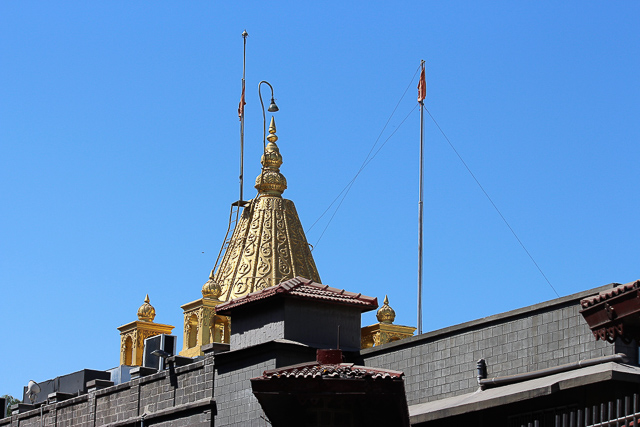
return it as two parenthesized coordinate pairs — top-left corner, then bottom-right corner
(255, 117), (287, 196)
(376, 295), (396, 324)
(202, 269), (222, 299)
(137, 294), (156, 322)
(210, 116), (321, 301)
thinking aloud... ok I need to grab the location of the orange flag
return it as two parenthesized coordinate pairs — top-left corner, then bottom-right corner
(417, 66), (426, 103)
(238, 85), (246, 121)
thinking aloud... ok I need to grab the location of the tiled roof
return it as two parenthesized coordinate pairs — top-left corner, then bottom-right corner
(580, 280), (640, 309)
(215, 276), (378, 314)
(256, 362), (404, 381)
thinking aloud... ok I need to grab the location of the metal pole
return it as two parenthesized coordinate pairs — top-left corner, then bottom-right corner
(418, 60), (425, 335)
(239, 30), (248, 203)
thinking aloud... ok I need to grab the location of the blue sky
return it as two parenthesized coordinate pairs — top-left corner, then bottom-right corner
(1, 2), (639, 398)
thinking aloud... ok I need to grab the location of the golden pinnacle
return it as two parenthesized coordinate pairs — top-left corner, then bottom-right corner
(267, 116), (278, 143)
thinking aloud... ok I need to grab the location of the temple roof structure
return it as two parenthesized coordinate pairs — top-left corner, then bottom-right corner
(251, 349), (410, 427)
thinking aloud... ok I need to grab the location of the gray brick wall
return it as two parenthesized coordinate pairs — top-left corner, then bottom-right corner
(214, 353), (276, 427)
(360, 286), (635, 406)
(230, 304), (285, 351)
(285, 301), (362, 351)
(2, 357), (213, 427)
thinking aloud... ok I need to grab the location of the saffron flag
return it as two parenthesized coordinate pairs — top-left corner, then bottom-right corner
(238, 85), (246, 121)
(417, 66), (426, 103)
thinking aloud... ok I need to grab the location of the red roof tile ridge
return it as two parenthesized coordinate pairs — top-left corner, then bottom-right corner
(216, 276), (377, 314)
(254, 361), (405, 381)
(580, 280), (640, 308)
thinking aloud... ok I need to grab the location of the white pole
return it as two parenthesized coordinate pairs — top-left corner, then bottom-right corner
(418, 60), (425, 335)
(239, 30), (248, 202)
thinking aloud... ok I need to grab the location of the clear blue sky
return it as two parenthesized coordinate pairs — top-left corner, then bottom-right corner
(1, 2), (639, 398)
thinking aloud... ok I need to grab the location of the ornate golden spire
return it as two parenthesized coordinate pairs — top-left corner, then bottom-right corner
(137, 294), (156, 322)
(255, 117), (287, 196)
(376, 295), (396, 324)
(211, 120), (321, 301)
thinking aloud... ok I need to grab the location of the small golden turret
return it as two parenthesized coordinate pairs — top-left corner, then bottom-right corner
(118, 294), (174, 366)
(255, 117), (287, 196)
(137, 294), (156, 322)
(180, 268), (230, 358)
(361, 295), (415, 348)
(202, 269), (222, 299)
(376, 295), (396, 324)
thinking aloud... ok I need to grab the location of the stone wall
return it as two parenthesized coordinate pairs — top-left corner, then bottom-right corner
(359, 285), (637, 406)
(229, 303), (286, 351)
(214, 353), (275, 427)
(0, 353), (214, 427)
(228, 300), (364, 352)
(284, 300), (363, 351)
(213, 341), (317, 427)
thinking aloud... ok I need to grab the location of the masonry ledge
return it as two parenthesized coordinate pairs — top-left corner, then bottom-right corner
(100, 397), (215, 427)
(95, 381), (132, 397)
(214, 339), (316, 366)
(174, 358), (205, 375)
(14, 393), (90, 420)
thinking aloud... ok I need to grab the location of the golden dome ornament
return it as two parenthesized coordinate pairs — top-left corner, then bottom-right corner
(376, 295), (396, 324)
(137, 294), (156, 322)
(202, 269), (222, 299)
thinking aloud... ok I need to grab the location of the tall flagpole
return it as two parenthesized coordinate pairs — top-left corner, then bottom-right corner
(417, 60), (425, 335)
(239, 30), (248, 202)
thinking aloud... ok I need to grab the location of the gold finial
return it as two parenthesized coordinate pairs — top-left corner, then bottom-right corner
(255, 121), (287, 196)
(267, 116), (278, 143)
(202, 268), (222, 299)
(137, 294), (156, 322)
(376, 295), (396, 324)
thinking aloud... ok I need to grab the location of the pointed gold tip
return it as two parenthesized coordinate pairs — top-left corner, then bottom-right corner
(267, 116), (278, 143)
(383, 295), (389, 305)
(144, 294), (150, 304)
(268, 116), (276, 134)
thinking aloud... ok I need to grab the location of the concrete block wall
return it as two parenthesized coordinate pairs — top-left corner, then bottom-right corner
(285, 301), (362, 351)
(0, 357), (213, 427)
(213, 341), (317, 427)
(230, 304), (285, 351)
(214, 353), (276, 427)
(360, 285), (635, 406)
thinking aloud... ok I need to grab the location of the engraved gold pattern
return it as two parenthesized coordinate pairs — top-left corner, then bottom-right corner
(376, 295), (396, 324)
(137, 294), (156, 322)
(214, 196), (321, 301)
